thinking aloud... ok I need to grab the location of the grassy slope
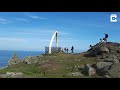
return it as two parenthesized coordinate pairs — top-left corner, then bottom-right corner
(0, 53), (96, 78)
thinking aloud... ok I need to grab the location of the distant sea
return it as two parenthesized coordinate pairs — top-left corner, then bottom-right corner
(0, 50), (44, 68)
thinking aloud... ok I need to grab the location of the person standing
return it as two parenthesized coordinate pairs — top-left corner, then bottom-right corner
(71, 46), (74, 54)
(64, 47), (66, 53)
(66, 48), (69, 54)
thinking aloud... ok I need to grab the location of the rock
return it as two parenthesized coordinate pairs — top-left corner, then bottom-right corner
(106, 54), (117, 59)
(108, 63), (120, 77)
(87, 42), (120, 57)
(67, 72), (83, 77)
(22, 56), (32, 64)
(22, 55), (45, 64)
(105, 75), (110, 78)
(96, 62), (113, 69)
(81, 64), (96, 76)
(8, 53), (21, 66)
(88, 43), (109, 56)
(75, 59), (82, 62)
(88, 67), (96, 76)
(104, 58), (119, 64)
(96, 62), (113, 76)
(104, 54), (119, 63)
(0, 72), (23, 78)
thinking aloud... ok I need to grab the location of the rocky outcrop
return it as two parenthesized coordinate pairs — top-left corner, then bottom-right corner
(81, 64), (96, 76)
(8, 53), (21, 66)
(88, 42), (120, 57)
(108, 63), (120, 78)
(83, 42), (120, 77)
(22, 55), (45, 64)
(67, 72), (83, 77)
(0, 72), (23, 78)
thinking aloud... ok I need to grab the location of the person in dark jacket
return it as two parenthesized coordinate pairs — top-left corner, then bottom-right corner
(66, 48), (69, 54)
(64, 47), (66, 53)
(71, 46), (74, 54)
(104, 33), (108, 43)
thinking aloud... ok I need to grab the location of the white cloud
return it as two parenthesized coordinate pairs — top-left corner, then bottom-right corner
(0, 18), (13, 24)
(24, 13), (47, 20)
(29, 15), (39, 19)
(13, 17), (29, 22)
(29, 15), (47, 20)
(0, 37), (26, 42)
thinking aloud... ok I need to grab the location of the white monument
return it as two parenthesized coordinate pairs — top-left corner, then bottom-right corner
(49, 31), (58, 54)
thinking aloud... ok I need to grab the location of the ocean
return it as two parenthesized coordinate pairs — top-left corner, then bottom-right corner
(0, 50), (44, 68)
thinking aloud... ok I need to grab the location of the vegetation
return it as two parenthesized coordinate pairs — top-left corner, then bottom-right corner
(0, 53), (96, 78)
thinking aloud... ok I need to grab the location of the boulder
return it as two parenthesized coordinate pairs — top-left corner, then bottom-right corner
(96, 62), (113, 69)
(87, 42), (120, 57)
(8, 53), (21, 66)
(104, 54), (119, 64)
(0, 72), (23, 78)
(22, 55), (45, 64)
(96, 62), (113, 76)
(108, 63), (120, 78)
(88, 67), (96, 76)
(104, 58), (119, 64)
(81, 64), (96, 76)
(88, 43), (109, 56)
(67, 72), (83, 77)
(106, 54), (117, 59)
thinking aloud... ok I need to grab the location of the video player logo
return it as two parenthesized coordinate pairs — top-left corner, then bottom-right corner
(110, 14), (117, 22)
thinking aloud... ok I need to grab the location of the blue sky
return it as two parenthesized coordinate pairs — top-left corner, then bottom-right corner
(0, 12), (120, 52)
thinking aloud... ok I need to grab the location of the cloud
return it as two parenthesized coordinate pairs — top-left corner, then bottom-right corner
(13, 17), (29, 22)
(24, 13), (47, 20)
(29, 15), (47, 20)
(0, 37), (26, 42)
(0, 18), (13, 24)
(29, 15), (39, 19)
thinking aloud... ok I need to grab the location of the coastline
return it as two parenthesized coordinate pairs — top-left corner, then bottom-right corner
(0, 50), (44, 68)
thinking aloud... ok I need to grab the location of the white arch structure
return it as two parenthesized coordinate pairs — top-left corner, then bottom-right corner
(49, 31), (58, 54)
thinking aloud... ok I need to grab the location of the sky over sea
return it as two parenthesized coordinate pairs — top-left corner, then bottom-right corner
(0, 12), (119, 52)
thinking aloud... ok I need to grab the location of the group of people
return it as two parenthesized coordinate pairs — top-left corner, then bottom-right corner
(64, 46), (74, 54)
(100, 33), (109, 43)
(90, 33), (109, 48)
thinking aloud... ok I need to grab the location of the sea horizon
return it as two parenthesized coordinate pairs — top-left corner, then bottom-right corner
(0, 49), (86, 68)
(0, 50), (44, 68)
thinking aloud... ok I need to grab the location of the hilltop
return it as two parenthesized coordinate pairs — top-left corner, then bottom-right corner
(0, 42), (120, 78)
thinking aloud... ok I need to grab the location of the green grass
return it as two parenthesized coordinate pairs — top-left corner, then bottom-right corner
(0, 53), (96, 78)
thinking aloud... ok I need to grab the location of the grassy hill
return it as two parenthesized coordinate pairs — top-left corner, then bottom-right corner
(0, 53), (96, 78)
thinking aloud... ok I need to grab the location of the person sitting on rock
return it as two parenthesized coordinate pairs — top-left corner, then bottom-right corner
(99, 38), (105, 43)
(102, 38), (105, 43)
(104, 33), (108, 43)
(100, 39), (102, 43)
(90, 45), (92, 48)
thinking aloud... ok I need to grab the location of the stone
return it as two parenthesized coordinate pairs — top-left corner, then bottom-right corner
(96, 62), (113, 69)
(0, 72), (23, 78)
(104, 58), (119, 64)
(107, 54), (117, 59)
(95, 62), (113, 76)
(67, 72), (83, 77)
(22, 55), (45, 64)
(8, 53), (21, 66)
(81, 64), (96, 76)
(108, 63), (120, 77)
(88, 67), (96, 76)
